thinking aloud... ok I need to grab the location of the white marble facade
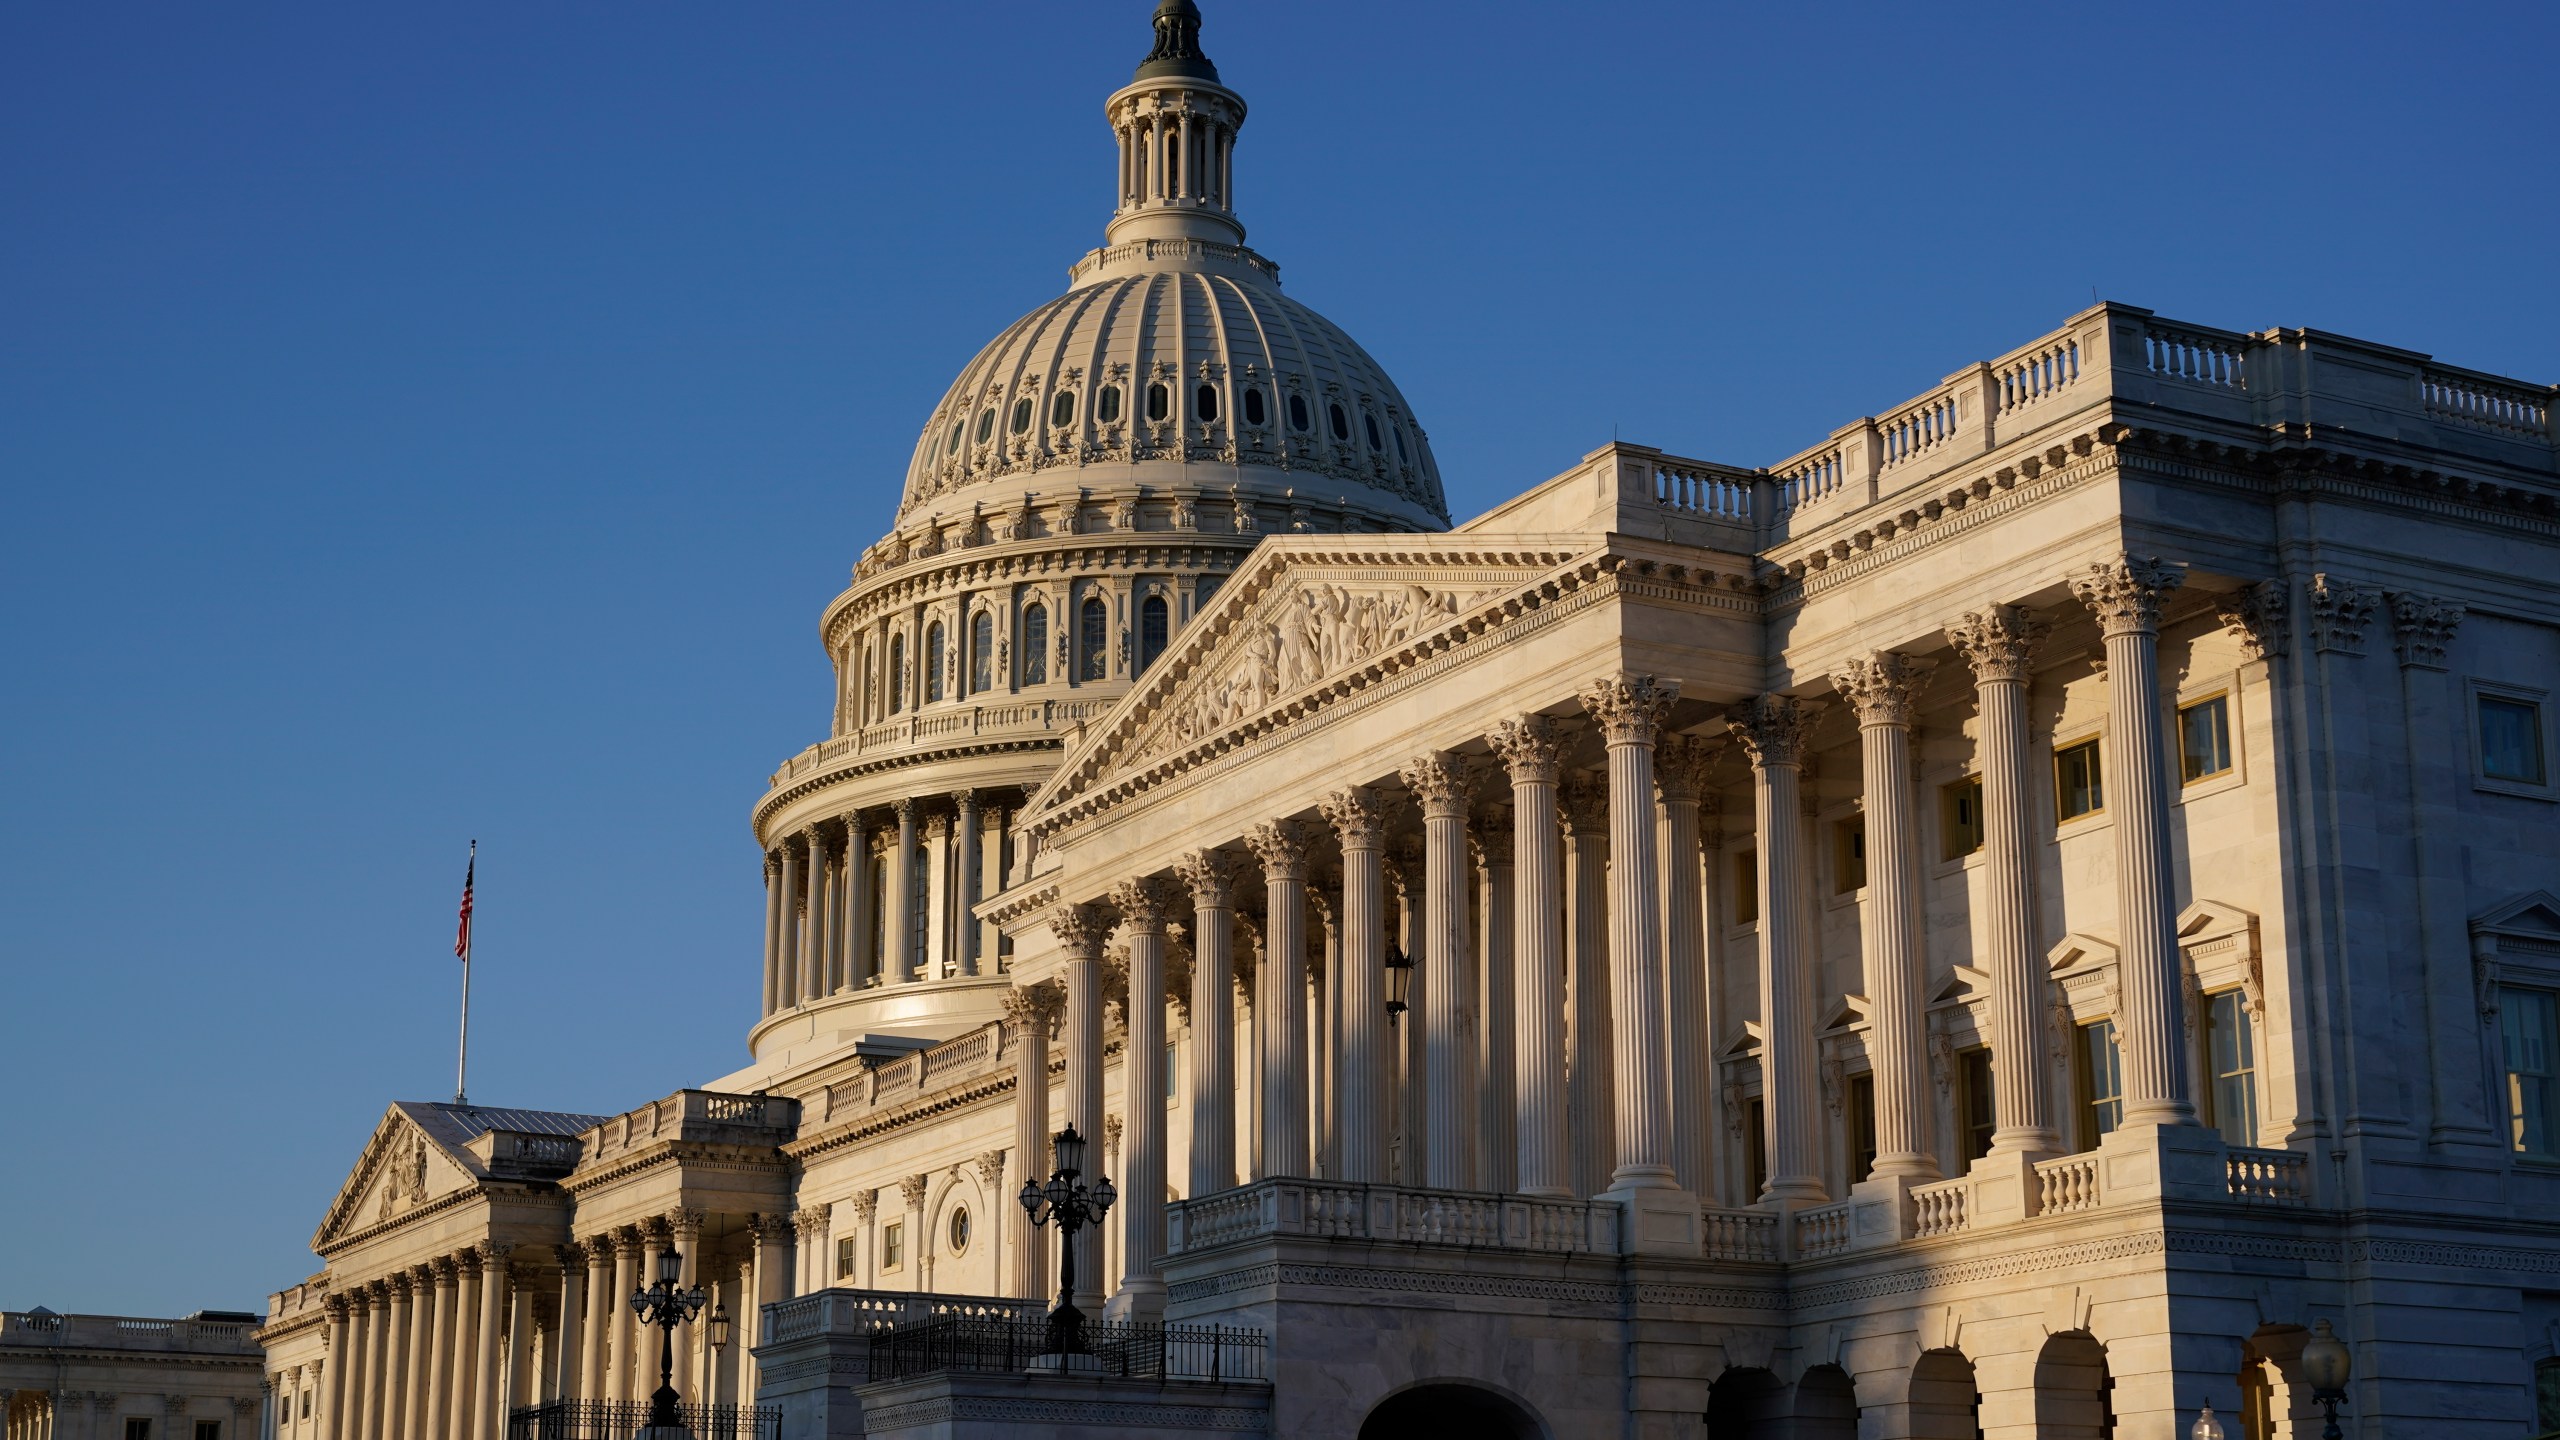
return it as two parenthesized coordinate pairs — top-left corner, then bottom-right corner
(254, 4), (2560, 1437)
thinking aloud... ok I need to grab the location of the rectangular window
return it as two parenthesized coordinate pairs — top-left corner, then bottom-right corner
(882, 1220), (905, 1271)
(1166, 1042), (1180, 1104)
(1955, 1046), (1996, 1172)
(836, 1235), (858, 1280)
(2205, 989), (2259, 1146)
(197, 1424), (223, 1440)
(127, 1423), (152, 1440)
(1732, 849), (1759, 926)
(2504, 987), (2560, 1158)
(1832, 815), (1867, 894)
(2075, 1020), (2122, 1150)
(1846, 1073), (1877, 1185)
(1744, 1096), (1767, 1201)
(1940, 777), (1984, 860)
(2055, 739), (2104, 820)
(2482, 695), (2547, 784)
(2179, 694), (2233, 783)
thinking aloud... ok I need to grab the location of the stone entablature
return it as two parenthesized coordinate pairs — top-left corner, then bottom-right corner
(3, 1309), (265, 1440)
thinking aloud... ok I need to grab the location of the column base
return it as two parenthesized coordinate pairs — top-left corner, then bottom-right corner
(1605, 1181), (1700, 1256)
(1102, 1277), (1166, 1325)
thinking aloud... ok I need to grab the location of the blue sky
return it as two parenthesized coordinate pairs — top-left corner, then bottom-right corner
(3, 1), (2552, 1315)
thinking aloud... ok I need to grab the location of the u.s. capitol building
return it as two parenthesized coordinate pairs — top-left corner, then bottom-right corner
(248, 4), (2560, 1437)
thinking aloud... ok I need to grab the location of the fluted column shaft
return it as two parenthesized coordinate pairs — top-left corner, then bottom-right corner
(1051, 906), (1109, 1310)
(843, 815), (873, 990)
(449, 1260), (481, 1440)
(470, 1248), (505, 1440)
(1401, 754), (1476, 1189)
(425, 1263), (458, 1438)
(951, 792), (982, 976)
(775, 840), (804, 1008)
(1321, 790), (1391, 1182)
(578, 1247), (610, 1404)
(1004, 986), (1057, 1300)
(321, 1305), (349, 1440)
(1474, 821), (1518, 1195)
(760, 855), (781, 1017)
(1179, 852), (1238, 1196)
(1836, 655), (1940, 1179)
(1953, 608), (2063, 1153)
(1587, 676), (1680, 1192)
(887, 801), (919, 982)
(1657, 737), (1718, 1195)
(802, 826), (831, 1005)
(605, 1238), (637, 1405)
(1493, 718), (1571, 1197)
(1562, 776), (1615, 1198)
(504, 1268), (536, 1415)
(1111, 885), (1171, 1309)
(354, 1288), (383, 1440)
(2074, 559), (2200, 1127)
(552, 1254), (584, 1403)
(1733, 696), (1825, 1203)
(383, 1277), (412, 1440)
(404, 1270), (435, 1437)
(1249, 825), (1313, 1178)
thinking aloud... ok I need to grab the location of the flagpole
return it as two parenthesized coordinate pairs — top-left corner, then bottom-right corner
(456, 839), (476, 1107)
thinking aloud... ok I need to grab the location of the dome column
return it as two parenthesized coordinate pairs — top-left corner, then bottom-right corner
(886, 800), (918, 983)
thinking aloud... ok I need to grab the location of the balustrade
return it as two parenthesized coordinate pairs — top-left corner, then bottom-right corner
(1698, 1206), (1781, 1262)
(2034, 1154), (2104, 1215)
(2422, 366), (2552, 438)
(1791, 1202), (1853, 1259)
(1771, 446), (1844, 516)
(1877, 391), (1960, 470)
(1652, 458), (1755, 521)
(1910, 1178), (1970, 1238)
(2143, 324), (2248, 390)
(2225, 1146), (2310, 1204)
(1167, 1179), (1619, 1256)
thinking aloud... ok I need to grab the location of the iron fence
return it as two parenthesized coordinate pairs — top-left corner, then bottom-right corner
(505, 1399), (778, 1440)
(865, 1316), (1267, 1384)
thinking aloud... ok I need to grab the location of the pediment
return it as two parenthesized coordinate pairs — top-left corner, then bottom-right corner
(1819, 993), (1872, 1032)
(2047, 934), (2118, 976)
(2177, 899), (2258, 949)
(1026, 534), (1603, 827)
(313, 1106), (475, 1251)
(1932, 964), (1991, 1003)
(2476, 890), (2560, 941)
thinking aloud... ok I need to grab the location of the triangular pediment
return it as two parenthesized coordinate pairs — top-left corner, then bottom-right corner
(2047, 934), (2118, 976)
(2476, 890), (2560, 940)
(1933, 964), (1991, 1003)
(314, 1106), (473, 1250)
(1025, 533), (1604, 826)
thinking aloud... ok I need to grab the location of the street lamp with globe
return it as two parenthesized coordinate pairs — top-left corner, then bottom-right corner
(2300, 1318), (2353, 1440)
(1018, 1123), (1117, 1356)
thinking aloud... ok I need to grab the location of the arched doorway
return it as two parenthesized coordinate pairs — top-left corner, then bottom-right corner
(1706, 1366), (1783, 1439)
(1908, 1348), (1981, 1439)
(1358, 1381), (1545, 1440)
(2034, 1331), (2115, 1438)
(1788, 1364), (1859, 1437)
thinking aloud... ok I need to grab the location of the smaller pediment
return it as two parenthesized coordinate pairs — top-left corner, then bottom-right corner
(2475, 890), (2560, 941)
(1719, 1020), (1765, 1059)
(2047, 934), (2118, 976)
(1932, 965), (1991, 1003)
(1818, 993), (1872, 1033)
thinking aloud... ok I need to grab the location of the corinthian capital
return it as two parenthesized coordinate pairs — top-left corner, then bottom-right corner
(2306, 573), (2381, 657)
(1559, 772), (1609, 834)
(1002, 978), (1066, 1035)
(1655, 733), (1720, 803)
(1048, 903), (1111, 958)
(2070, 555), (2185, 638)
(1830, 651), (1935, 728)
(1109, 876), (1176, 933)
(1488, 715), (1566, 786)
(2388, 591), (2465, 670)
(1244, 820), (1313, 881)
(1397, 752), (1470, 819)
(1175, 849), (1238, 908)
(1948, 606), (2049, 684)
(1580, 674), (1679, 746)
(2216, 579), (2289, 662)
(1318, 787), (1389, 850)
(1726, 693), (1816, 768)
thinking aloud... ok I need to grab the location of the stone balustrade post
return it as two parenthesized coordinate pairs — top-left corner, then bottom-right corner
(1731, 694), (1826, 1205)
(1320, 789), (1392, 1182)
(1833, 652), (1941, 1181)
(1491, 717), (1571, 1198)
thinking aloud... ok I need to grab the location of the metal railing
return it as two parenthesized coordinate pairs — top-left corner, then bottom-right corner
(864, 1317), (1267, 1385)
(505, 1400), (777, 1440)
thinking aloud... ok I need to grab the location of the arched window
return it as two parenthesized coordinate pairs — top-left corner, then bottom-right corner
(1146, 383), (1171, 423)
(925, 622), (946, 703)
(1195, 384), (1219, 422)
(1097, 385), (1123, 423)
(1138, 594), (1170, 674)
(975, 409), (996, 444)
(1050, 390), (1077, 427)
(970, 610), (994, 693)
(1364, 412), (1384, 451)
(945, 423), (962, 455)
(887, 633), (906, 713)
(1010, 398), (1034, 435)
(1328, 401), (1351, 441)
(1288, 393), (1311, 431)
(1393, 425), (1409, 462)
(1021, 604), (1049, 685)
(1079, 596), (1109, 681)
(1242, 388), (1266, 427)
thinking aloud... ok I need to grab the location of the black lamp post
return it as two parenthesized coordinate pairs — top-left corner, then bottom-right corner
(2300, 1318), (2352, 1440)
(1017, 1123), (1117, 1355)
(628, 1245), (707, 1433)
(1384, 942), (1414, 1025)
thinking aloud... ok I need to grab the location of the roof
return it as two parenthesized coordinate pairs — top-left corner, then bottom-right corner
(393, 1100), (610, 1146)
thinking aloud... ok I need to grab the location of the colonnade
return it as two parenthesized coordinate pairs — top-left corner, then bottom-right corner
(1027, 556), (2199, 1290)
(312, 1243), (513, 1440)
(759, 791), (1019, 1019)
(1114, 102), (1238, 217)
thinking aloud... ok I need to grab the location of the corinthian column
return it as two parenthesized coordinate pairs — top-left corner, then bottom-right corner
(470, 1245), (507, 1440)
(1560, 771), (1615, 1198)
(1583, 675), (1682, 1197)
(1003, 982), (1062, 1300)
(953, 791), (983, 976)
(802, 824), (832, 1005)
(887, 799), (919, 983)
(1049, 904), (1111, 1311)
(578, 1245), (609, 1405)
(1832, 652), (1941, 1180)
(383, 1274), (413, 1440)
(1730, 694), (1825, 1204)
(760, 852), (781, 1016)
(775, 839), (803, 1008)
(842, 812), (872, 991)
(355, 1283), (385, 1440)
(1399, 753), (1476, 1189)
(424, 1259), (458, 1436)
(1246, 823), (1313, 1179)
(1107, 879), (1172, 1322)
(2072, 557), (2200, 1127)
(1656, 733), (1720, 1196)
(322, 1298), (351, 1440)
(1177, 851), (1239, 1196)
(1471, 814), (1517, 1195)
(1490, 717), (1570, 1197)
(1320, 789), (1392, 1182)
(1950, 606), (2063, 1154)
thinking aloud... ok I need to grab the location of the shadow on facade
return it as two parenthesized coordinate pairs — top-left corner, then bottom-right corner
(2034, 1330), (2113, 1438)
(1358, 1380), (1546, 1439)
(1907, 1347), (1981, 1438)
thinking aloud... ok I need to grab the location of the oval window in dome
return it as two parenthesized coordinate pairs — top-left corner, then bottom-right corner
(1195, 384), (1219, 423)
(1364, 413), (1384, 451)
(1288, 394), (1310, 432)
(1328, 402), (1350, 441)
(1050, 390), (1077, 427)
(1243, 388), (1267, 427)
(1097, 385), (1123, 424)
(1146, 383), (1170, 423)
(975, 409), (996, 444)
(945, 424), (962, 455)
(1010, 398), (1034, 435)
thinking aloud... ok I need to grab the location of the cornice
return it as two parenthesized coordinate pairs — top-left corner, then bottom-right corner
(823, 534), (1262, 651)
(754, 734), (1067, 835)
(784, 1072), (1017, 1163)
(558, 1139), (792, 1198)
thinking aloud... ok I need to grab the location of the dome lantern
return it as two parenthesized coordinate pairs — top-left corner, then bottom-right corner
(1105, 1), (1248, 249)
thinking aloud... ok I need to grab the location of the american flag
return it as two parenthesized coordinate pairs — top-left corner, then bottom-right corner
(454, 842), (476, 960)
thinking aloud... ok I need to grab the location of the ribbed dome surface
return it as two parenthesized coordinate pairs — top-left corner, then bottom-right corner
(898, 259), (1447, 529)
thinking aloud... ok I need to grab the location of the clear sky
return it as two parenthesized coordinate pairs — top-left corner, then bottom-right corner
(3, 1), (2553, 1316)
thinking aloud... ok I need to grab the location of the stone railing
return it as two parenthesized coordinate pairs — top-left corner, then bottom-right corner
(1910, 1178), (1971, 1238)
(2226, 1146), (2310, 1204)
(1791, 1201), (1854, 1260)
(0, 1311), (261, 1354)
(579, 1089), (800, 1167)
(759, 1287), (1042, 1345)
(770, 697), (1119, 786)
(1168, 1179), (1620, 1257)
(471, 1129), (585, 1178)
(1698, 1205), (1782, 1262)
(2036, 1154), (2105, 1215)
(2141, 320), (2250, 392)
(2422, 363), (2552, 439)
(1651, 453), (1757, 523)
